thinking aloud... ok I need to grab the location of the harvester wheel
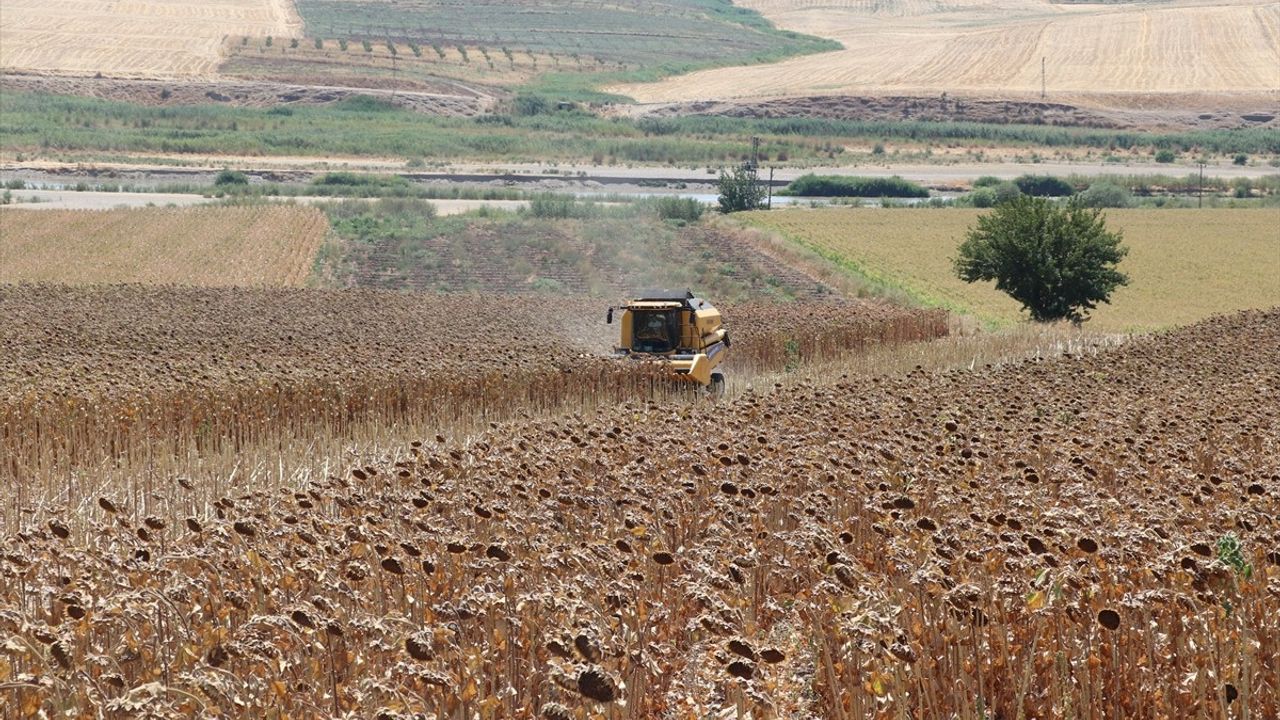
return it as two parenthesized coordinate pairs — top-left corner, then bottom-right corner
(709, 373), (726, 398)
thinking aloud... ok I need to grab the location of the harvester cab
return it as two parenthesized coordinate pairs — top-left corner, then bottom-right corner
(606, 289), (730, 395)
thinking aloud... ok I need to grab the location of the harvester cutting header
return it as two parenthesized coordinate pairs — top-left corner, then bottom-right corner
(606, 289), (730, 394)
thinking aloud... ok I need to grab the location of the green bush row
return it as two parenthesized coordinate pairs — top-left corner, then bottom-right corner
(782, 174), (929, 198)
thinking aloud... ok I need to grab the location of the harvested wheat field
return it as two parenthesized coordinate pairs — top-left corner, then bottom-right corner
(1, 305), (1276, 717)
(0, 205), (329, 286)
(743, 208), (1280, 331)
(0, 284), (947, 527)
(613, 0), (1280, 110)
(0, 0), (300, 77)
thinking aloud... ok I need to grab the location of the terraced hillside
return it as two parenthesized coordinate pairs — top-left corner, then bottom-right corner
(289, 0), (834, 68)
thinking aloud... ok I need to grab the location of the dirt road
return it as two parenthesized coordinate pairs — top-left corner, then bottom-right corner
(1, 190), (529, 214)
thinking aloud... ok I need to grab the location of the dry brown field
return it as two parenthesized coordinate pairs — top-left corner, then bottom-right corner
(0, 0), (300, 77)
(0, 284), (947, 530)
(741, 207), (1280, 331)
(0, 205), (329, 286)
(1, 300), (1275, 717)
(612, 0), (1280, 110)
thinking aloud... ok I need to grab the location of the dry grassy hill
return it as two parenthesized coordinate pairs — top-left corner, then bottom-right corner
(612, 0), (1280, 112)
(0, 0), (301, 77)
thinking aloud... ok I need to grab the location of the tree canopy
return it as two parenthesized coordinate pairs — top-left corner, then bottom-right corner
(954, 197), (1129, 322)
(717, 166), (764, 213)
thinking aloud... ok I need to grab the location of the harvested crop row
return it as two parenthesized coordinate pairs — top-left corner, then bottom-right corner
(0, 285), (946, 524)
(0, 205), (329, 287)
(3, 309), (1275, 717)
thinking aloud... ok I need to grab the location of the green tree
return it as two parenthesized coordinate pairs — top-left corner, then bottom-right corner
(968, 187), (998, 208)
(1013, 174), (1075, 197)
(717, 166), (764, 213)
(992, 181), (1023, 204)
(1076, 182), (1131, 208)
(954, 196), (1128, 322)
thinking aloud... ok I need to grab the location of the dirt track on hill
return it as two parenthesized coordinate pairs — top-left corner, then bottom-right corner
(0, 73), (492, 115)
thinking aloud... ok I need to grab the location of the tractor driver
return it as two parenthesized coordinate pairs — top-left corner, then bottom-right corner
(636, 313), (670, 349)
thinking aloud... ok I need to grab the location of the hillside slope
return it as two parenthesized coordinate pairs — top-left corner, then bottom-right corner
(612, 0), (1280, 112)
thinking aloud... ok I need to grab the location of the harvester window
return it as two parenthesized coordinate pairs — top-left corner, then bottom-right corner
(633, 311), (679, 353)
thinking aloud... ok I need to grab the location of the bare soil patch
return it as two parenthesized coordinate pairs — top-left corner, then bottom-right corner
(623, 93), (1280, 132)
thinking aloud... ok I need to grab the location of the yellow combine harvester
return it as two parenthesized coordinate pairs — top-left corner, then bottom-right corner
(606, 289), (731, 395)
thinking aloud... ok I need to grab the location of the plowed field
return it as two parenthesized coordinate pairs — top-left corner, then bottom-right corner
(0, 205), (328, 286)
(0, 0), (300, 77)
(612, 0), (1280, 110)
(3, 306), (1276, 717)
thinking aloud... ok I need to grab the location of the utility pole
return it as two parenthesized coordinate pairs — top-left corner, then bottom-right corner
(750, 136), (760, 170)
(767, 166), (774, 210)
(1198, 162), (1205, 208)
(1041, 57), (1046, 99)
(391, 52), (399, 102)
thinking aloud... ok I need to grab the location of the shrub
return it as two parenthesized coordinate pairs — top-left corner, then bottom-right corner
(1013, 174), (1076, 197)
(513, 94), (550, 117)
(973, 176), (1003, 188)
(1233, 153), (1248, 166)
(310, 172), (410, 196)
(314, 38), (324, 50)
(653, 197), (705, 223)
(784, 174), (928, 198)
(1076, 182), (1132, 208)
(993, 181), (1023, 204)
(717, 166), (764, 213)
(969, 187), (998, 208)
(214, 169), (249, 186)
(339, 39), (349, 51)
(526, 194), (598, 219)
(1155, 149), (1177, 163)
(955, 196), (1129, 322)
